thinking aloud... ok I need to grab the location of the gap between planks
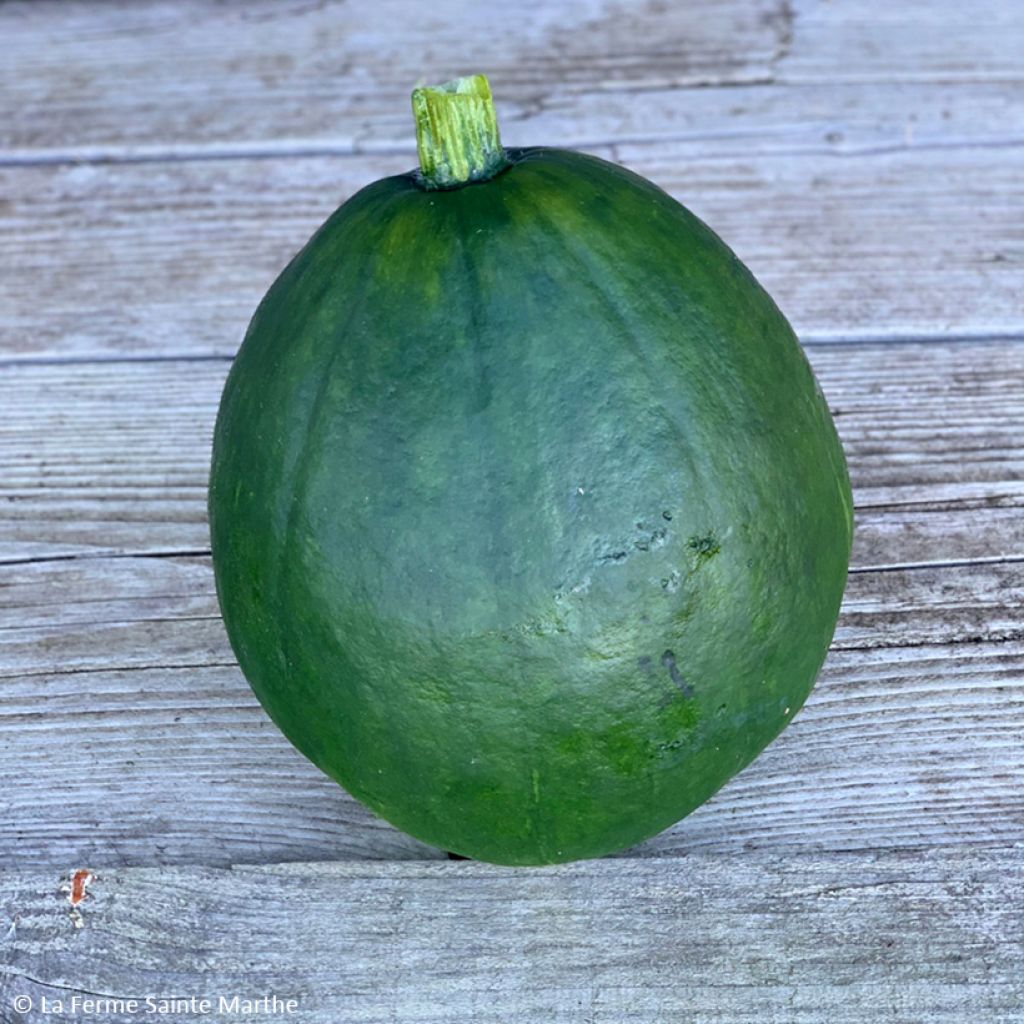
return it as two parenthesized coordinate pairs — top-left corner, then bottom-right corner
(4, 550), (1024, 576)
(3, 132), (1023, 170)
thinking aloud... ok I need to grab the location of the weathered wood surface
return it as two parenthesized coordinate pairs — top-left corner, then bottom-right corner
(1, 0), (1022, 1016)
(1, 0), (1022, 359)
(3, 138), (1022, 360)
(2, 0), (1020, 158)
(1, 852), (1023, 1024)
(0, 0), (788, 155)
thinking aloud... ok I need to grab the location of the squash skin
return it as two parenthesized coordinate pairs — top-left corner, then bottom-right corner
(209, 147), (853, 865)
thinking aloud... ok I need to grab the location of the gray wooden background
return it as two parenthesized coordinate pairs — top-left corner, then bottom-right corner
(1, 0), (1022, 1021)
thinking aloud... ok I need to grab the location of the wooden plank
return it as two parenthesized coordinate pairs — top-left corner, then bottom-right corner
(1, 0), (1020, 157)
(2, 341), (1021, 564)
(610, 144), (1024, 345)
(0, 0), (788, 156)
(3, 138), (1021, 360)
(1, 852), (1022, 1023)
(2, 546), (1021, 868)
(780, 0), (1024, 84)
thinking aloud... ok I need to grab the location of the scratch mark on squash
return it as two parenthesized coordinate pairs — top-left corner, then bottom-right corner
(661, 650), (694, 698)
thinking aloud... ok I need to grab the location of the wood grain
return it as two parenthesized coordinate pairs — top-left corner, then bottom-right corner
(1, 851), (1022, 1023)
(3, 555), (1022, 674)
(781, 0), (1024, 84)
(0, 0), (791, 156)
(2, 137), (1022, 360)
(2, 0), (1022, 359)
(2, 0), (1020, 159)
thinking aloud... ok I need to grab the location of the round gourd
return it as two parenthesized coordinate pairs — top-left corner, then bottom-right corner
(209, 75), (853, 865)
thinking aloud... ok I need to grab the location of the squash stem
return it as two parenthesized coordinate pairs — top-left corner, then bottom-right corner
(412, 74), (508, 190)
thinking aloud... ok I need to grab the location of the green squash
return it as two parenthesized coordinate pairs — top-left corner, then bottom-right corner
(209, 75), (853, 865)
